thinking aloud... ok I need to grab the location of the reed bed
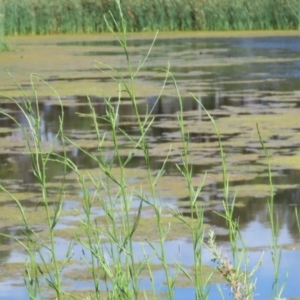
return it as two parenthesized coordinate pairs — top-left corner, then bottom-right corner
(0, 2), (4, 46)
(1, 0), (300, 35)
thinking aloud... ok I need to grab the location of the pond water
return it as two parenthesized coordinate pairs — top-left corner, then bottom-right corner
(1, 32), (300, 299)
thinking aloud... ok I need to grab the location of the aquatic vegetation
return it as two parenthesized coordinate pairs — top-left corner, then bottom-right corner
(0, 1), (9, 51)
(1, 2), (300, 300)
(2, 0), (300, 35)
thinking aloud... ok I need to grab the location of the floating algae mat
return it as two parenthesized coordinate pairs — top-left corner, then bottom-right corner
(1, 32), (300, 299)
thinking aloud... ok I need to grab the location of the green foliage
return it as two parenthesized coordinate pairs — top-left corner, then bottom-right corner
(0, 1), (9, 50)
(2, 0), (300, 35)
(0, 1), (4, 43)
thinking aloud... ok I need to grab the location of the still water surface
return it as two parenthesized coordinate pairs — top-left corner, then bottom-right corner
(1, 32), (300, 299)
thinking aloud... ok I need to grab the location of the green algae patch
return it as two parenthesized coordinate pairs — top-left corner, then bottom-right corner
(64, 261), (161, 283)
(42, 98), (90, 107)
(0, 205), (50, 228)
(187, 153), (259, 167)
(149, 140), (220, 154)
(61, 289), (166, 300)
(68, 138), (98, 149)
(63, 167), (151, 188)
(0, 191), (40, 203)
(232, 184), (298, 198)
(217, 110), (300, 137)
(64, 264), (106, 282)
(170, 264), (225, 287)
(40, 226), (80, 241)
(0, 260), (67, 282)
(0, 262), (26, 282)
(232, 184), (272, 198)
(198, 172), (257, 186)
(0, 127), (19, 134)
(226, 153), (259, 164)
(0, 136), (28, 153)
(0, 35), (160, 99)
(62, 291), (108, 300)
(0, 241), (23, 253)
(266, 154), (300, 170)
(134, 214), (211, 242)
(0, 135), (75, 155)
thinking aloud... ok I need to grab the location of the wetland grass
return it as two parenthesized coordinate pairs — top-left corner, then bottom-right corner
(0, 2), (296, 300)
(0, 1), (9, 51)
(2, 0), (300, 35)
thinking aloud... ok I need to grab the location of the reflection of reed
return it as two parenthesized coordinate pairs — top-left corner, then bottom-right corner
(191, 185), (300, 246)
(146, 95), (199, 114)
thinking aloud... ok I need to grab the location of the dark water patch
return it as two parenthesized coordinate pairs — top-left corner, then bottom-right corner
(118, 155), (182, 175)
(45, 75), (121, 83)
(57, 38), (224, 49)
(231, 36), (300, 55)
(179, 185), (300, 243)
(146, 95), (200, 114)
(78, 50), (142, 56)
(189, 132), (240, 143)
(58, 36), (300, 66)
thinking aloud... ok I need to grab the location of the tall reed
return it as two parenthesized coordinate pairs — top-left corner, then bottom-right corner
(0, 0), (9, 50)
(257, 125), (286, 298)
(0, 75), (69, 299)
(2, 0), (300, 35)
(0, 1), (4, 46)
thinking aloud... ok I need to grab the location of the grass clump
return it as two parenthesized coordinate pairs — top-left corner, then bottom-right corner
(2, 0), (300, 35)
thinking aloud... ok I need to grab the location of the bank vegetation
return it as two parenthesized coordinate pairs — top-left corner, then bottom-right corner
(0, 0), (300, 35)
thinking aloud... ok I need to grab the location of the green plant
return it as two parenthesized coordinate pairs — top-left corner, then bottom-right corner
(0, 74), (69, 299)
(257, 124), (286, 299)
(0, 1), (9, 51)
(207, 229), (261, 300)
(2, 0), (300, 35)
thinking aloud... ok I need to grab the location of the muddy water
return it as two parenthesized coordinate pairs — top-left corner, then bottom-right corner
(1, 32), (300, 299)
